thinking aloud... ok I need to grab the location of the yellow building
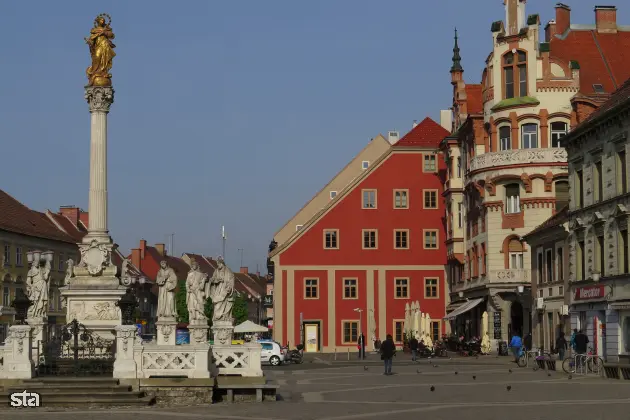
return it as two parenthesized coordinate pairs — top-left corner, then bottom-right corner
(0, 191), (84, 342)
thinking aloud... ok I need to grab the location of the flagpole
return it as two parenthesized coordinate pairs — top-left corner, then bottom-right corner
(222, 225), (227, 259)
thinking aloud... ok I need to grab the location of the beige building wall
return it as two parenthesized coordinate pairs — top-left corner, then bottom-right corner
(273, 134), (390, 246)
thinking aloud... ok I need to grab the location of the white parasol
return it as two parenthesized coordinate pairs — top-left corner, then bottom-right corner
(425, 314), (433, 348)
(404, 302), (411, 336)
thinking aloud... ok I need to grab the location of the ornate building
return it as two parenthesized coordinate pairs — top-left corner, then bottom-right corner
(565, 77), (630, 362)
(442, 1), (630, 345)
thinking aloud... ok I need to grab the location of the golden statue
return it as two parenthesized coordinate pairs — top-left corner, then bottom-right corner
(85, 14), (116, 87)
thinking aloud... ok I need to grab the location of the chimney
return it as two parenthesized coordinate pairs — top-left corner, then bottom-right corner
(555, 3), (571, 35)
(440, 110), (453, 132)
(59, 206), (80, 227)
(131, 249), (141, 270)
(240, 267), (249, 274)
(595, 6), (617, 34)
(504, 0), (526, 36)
(139, 239), (147, 259)
(387, 131), (400, 145)
(155, 243), (165, 256)
(545, 20), (557, 41)
(412, 120), (418, 128)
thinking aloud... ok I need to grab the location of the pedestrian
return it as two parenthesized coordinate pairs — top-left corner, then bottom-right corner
(555, 331), (568, 361)
(409, 335), (419, 362)
(380, 334), (396, 375)
(509, 331), (523, 364)
(574, 329), (589, 368)
(523, 332), (532, 351)
(357, 333), (366, 360)
(570, 328), (577, 354)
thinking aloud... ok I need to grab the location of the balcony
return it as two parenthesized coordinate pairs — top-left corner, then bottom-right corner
(488, 269), (530, 284)
(469, 148), (567, 173)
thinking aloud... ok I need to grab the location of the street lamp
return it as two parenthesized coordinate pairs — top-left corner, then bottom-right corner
(592, 272), (601, 282)
(12, 290), (32, 325)
(517, 285), (525, 294)
(458, 291), (464, 298)
(354, 308), (364, 359)
(116, 288), (138, 325)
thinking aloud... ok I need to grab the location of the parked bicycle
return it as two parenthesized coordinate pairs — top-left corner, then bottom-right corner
(562, 347), (603, 375)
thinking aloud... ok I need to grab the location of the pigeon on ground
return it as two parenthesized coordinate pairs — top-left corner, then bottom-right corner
(472, 375), (476, 380)
(430, 386), (435, 392)
(455, 371), (458, 375)
(568, 374), (572, 380)
(547, 373), (551, 377)
(364, 366), (368, 371)
(417, 369), (421, 374)
(508, 369), (512, 373)
(506, 385), (511, 391)
(533, 367), (539, 372)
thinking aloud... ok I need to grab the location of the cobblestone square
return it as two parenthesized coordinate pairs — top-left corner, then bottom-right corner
(1, 359), (628, 420)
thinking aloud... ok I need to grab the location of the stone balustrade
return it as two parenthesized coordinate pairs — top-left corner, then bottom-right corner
(488, 269), (530, 284)
(212, 342), (263, 377)
(469, 148), (567, 172)
(132, 343), (213, 379)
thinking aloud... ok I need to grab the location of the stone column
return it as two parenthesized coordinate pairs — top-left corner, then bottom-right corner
(84, 86), (114, 243)
(113, 325), (138, 379)
(26, 318), (47, 365)
(0, 325), (34, 379)
(156, 318), (177, 346)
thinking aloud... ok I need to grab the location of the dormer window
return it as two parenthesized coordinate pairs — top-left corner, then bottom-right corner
(503, 50), (527, 99)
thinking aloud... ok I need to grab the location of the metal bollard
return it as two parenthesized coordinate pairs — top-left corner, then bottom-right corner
(334, 348), (337, 361)
(347, 348), (350, 361)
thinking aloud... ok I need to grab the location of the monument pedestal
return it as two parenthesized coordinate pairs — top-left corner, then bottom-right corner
(113, 325), (139, 379)
(156, 318), (177, 346)
(26, 317), (47, 365)
(188, 320), (210, 345)
(211, 320), (234, 346)
(0, 325), (35, 379)
(60, 264), (126, 342)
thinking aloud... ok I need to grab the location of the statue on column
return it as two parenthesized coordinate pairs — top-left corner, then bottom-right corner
(207, 256), (236, 324)
(26, 257), (51, 318)
(186, 259), (208, 322)
(64, 258), (75, 285)
(85, 13), (116, 87)
(156, 260), (177, 318)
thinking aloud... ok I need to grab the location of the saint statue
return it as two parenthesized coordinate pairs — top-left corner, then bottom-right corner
(186, 259), (208, 322)
(85, 13), (116, 86)
(64, 258), (74, 285)
(26, 257), (51, 319)
(207, 256), (236, 324)
(156, 260), (177, 318)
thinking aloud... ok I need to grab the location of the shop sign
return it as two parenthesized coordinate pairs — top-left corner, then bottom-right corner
(263, 295), (273, 307)
(574, 285), (605, 301)
(493, 312), (502, 340)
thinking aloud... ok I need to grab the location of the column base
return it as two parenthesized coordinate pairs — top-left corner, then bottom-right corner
(156, 318), (177, 346)
(211, 321), (235, 346)
(188, 321), (210, 345)
(26, 318), (47, 365)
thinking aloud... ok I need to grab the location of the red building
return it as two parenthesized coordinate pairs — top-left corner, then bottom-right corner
(269, 118), (449, 352)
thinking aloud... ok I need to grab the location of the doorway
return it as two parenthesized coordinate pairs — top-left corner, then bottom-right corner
(303, 321), (321, 352)
(511, 301), (524, 337)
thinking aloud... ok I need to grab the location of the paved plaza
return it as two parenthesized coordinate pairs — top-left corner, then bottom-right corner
(1, 357), (629, 420)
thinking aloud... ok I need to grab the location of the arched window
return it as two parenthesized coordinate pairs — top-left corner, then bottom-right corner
(499, 126), (511, 151)
(550, 122), (568, 148)
(503, 51), (527, 99)
(505, 184), (521, 214)
(508, 239), (524, 269)
(521, 123), (538, 149)
(555, 181), (569, 210)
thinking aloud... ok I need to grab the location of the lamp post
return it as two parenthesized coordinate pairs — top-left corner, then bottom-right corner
(12, 290), (32, 325)
(354, 308), (364, 359)
(116, 289), (138, 326)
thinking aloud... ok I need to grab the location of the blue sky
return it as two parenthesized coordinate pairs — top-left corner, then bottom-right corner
(0, 1), (628, 271)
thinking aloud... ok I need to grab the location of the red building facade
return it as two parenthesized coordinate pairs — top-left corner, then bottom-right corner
(270, 118), (449, 352)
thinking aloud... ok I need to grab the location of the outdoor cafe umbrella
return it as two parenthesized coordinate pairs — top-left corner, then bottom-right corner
(234, 320), (269, 334)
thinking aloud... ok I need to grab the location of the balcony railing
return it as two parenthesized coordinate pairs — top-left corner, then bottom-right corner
(469, 148), (567, 172)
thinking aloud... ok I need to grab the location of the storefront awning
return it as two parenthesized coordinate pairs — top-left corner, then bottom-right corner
(443, 298), (484, 320)
(445, 301), (464, 313)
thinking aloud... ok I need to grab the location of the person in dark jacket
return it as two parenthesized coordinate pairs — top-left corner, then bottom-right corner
(357, 333), (366, 360)
(555, 332), (568, 361)
(409, 336), (419, 362)
(380, 334), (396, 375)
(574, 330), (589, 369)
(523, 333), (532, 351)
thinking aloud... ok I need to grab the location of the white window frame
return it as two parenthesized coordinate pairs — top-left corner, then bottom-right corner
(296, 225), (303, 231)
(505, 185), (520, 214)
(457, 203), (463, 228)
(509, 252), (524, 269)
(521, 123), (538, 149)
(499, 126), (511, 151)
(362, 161), (369, 170)
(550, 121), (568, 148)
(329, 191), (337, 199)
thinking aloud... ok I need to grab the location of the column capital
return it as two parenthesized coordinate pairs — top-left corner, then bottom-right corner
(85, 86), (115, 113)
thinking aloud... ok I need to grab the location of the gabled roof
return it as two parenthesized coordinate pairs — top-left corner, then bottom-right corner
(549, 28), (630, 95)
(0, 190), (76, 244)
(182, 253), (217, 278)
(273, 134), (390, 238)
(46, 211), (88, 242)
(111, 246), (146, 279)
(144, 246), (190, 281)
(392, 117), (450, 148)
(465, 84), (483, 114)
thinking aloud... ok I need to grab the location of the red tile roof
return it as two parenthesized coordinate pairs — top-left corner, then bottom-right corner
(0, 190), (76, 243)
(111, 247), (146, 279)
(46, 211), (88, 242)
(465, 84), (483, 114)
(550, 29), (630, 95)
(392, 117), (450, 148)
(145, 246), (190, 281)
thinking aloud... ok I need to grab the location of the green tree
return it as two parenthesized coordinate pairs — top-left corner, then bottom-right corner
(204, 297), (213, 328)
(233, 293), (249, 325)
(175, 281), (189, 323)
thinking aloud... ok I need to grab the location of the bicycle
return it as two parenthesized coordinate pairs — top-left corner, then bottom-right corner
(562, 347), (603, 374)
(517, 347), (540, 368)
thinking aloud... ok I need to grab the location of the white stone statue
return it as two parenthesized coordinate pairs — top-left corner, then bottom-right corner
(156, 260), (177, 318)
(26, 257), (51, 319)
(186, 259), (208, 322)
(64, 258), (75, 285)
(207, 256), (235, 324)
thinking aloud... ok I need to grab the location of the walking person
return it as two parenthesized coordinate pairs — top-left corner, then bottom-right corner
(570, 328), (577, 355)
(380, 334), (396, 375)
(574, 329), (589, 370)
(555, 332), (568, 361)
(509, 331), (523, 364)
(357, 333), (366, 360)
(409, 335), (419, 362)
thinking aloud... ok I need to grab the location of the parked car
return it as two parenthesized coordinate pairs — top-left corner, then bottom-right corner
(258, 340), (286, 366)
